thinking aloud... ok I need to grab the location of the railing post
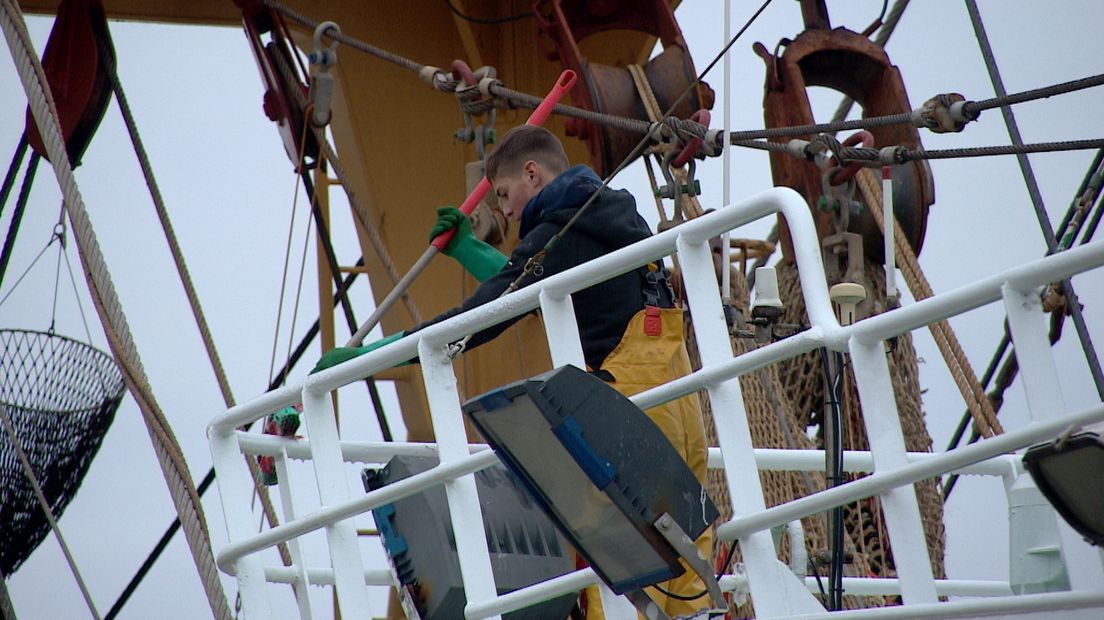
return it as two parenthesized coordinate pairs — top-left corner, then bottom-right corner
(539, 289), (586, 368)
(848, 337), (938, 603)
(274, 446), (315, 619)
(676, 232), (822, 617)
(208, 428), (274, 618)
(1002, 283), (1066, 421)
(417, 337), (501, 619)
(301, 385), (372, 614)
(1002, 282), (1104, 590)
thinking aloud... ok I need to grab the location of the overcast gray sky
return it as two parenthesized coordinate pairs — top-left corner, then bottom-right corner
(2, 1), (1103, 618)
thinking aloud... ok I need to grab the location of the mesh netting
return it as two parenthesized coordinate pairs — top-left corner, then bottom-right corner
(1, 329), (125, 576)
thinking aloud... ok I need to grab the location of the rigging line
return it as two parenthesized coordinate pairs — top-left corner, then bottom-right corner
(268, 107), (314, 387)
(0, 225), (52, 308)
(268, 175), (302, 385)
(262, 0), (1104, 158)
(98, 32), (239, 408)
(0, 133), (28, 217)
(1080, 176), (1104, 245)
(446, 0), (533, 25)
(944, 152), (1104, 497)
(283, 187), (314, 390)
(450, 0), (777, 357)
(965, 0), (1104, 400)
(730, 72), (1104, 143)
(1, 1), (232, 615)
(300, 170), (393, 441)
(506, 0), (775, 293)
(1056, 149), (1104, 243)
(0, 152), (38, 288)
(105, 258), (365, 620)
(60, 234), (97, 352)
(99, 30), (295, 592)
(266, 40), (423, 326)
(451, 0), (779, 360)
(49, 218), (63, 331)
(732, 136), (1104, 162)
(0, 404), (101, 620)
(943, 301), (1070, 499)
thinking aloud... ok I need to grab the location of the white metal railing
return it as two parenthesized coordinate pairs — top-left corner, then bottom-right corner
(208, 187), (1104, 619)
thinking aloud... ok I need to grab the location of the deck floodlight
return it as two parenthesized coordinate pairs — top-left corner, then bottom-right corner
(1022, 431), (1104, 548)
(363, 456), (577, 620)
(462, 364), (723, 619)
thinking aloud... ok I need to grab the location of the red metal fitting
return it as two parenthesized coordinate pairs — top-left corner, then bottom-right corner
(828, 130), (875, 186)
(671, 109), (711, 168)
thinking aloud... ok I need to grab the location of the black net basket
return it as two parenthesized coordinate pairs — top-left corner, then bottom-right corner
(1, 329), (125, 576)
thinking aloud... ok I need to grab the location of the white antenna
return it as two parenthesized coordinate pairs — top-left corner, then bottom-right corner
(720, 0), (732, 303)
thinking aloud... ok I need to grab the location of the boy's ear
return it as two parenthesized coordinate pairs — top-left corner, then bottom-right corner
(523, 160), (541, 185)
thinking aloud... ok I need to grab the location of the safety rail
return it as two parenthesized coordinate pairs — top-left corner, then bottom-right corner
(208, 187), (1104, 619)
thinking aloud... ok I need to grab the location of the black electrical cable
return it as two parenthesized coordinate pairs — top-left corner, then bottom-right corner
(445, 0), (533, 25)
(860, 0), (890, 36)
(649, 531), (737, 600)
(104, 258), (367, 620)
(809, 556), (828, 600)
(818, 347), (846, 611)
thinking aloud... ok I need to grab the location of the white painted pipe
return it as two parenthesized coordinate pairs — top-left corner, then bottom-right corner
(883, 166), (898, 301)
(716, 402), (1104, 542)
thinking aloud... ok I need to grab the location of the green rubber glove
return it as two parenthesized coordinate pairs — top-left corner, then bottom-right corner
(429, 206), (507, 282)
(311, 331), (405, 374)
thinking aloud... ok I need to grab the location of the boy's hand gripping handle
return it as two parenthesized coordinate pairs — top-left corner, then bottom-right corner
(430, 70), (577, 251)
(348, 70), (577, 346)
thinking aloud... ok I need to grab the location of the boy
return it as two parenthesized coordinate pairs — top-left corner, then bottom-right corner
(317, 125), (711, 616)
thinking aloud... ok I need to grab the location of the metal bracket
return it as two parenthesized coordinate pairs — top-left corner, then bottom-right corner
(654, 513), (726, 611)
(623, 588), (672, 620)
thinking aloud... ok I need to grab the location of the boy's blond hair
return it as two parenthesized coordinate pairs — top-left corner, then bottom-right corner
(485, 125), (569, 181)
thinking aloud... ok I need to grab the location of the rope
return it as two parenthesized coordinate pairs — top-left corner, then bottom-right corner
(964, 0), (1104, 400)
(0, 2), (232, 617)
(94, 33), (296, 617)
(0, 404), (100, 619)
(267, 40), (423, 326)
(943, 149), (1104, 499)
(854, 168), (1002, 437)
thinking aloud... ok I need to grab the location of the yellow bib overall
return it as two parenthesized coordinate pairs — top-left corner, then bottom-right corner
(583, 306), (713, 619)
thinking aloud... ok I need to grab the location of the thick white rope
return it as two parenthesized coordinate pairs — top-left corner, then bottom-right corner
(0, 2), (232, 617)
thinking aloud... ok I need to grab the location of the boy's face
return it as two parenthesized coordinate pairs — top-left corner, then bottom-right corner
(492, 160), (543, 222)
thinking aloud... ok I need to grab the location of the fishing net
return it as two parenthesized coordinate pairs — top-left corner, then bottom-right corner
(685, 268), (886, 616)
(0, 329), (125, 576)
(776, 260), (947, 583)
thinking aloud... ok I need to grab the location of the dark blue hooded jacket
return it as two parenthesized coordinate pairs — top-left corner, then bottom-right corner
(411, 165), (652, 369)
